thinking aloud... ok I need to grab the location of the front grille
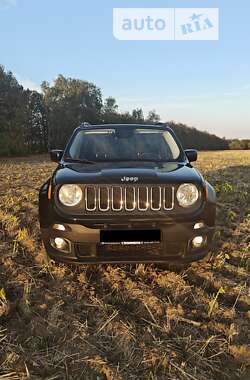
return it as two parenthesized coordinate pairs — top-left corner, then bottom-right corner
(84, 185), (174, 213)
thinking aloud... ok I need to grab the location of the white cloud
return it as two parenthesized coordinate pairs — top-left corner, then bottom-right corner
(0, 0), (16, 10)
(15, 73), (41, 92)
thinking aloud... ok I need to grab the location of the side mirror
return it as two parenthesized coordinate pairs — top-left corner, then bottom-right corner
(50, 149), (63, 163)
(185, 149), (198, 162)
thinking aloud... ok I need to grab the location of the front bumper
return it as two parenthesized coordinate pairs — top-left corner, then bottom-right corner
(41, 221), (214, 264)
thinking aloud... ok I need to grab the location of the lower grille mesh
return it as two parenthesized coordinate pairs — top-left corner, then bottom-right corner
(76, 241), (184, 258)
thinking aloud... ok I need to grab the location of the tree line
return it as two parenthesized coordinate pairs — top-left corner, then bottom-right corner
(0, 65), (233, 156)
(228, 139), (250, 150)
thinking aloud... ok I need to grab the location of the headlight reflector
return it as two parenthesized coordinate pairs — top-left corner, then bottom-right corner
(176, 183), (199, 208)
(58, 184), (82, 206)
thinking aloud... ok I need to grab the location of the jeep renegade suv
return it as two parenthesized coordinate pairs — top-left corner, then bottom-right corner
(39, 123), (216, 264)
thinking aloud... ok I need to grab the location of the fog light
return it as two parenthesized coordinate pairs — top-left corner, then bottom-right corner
(55, 237), (66, 249)
(192, 236), (204, 248)
(53, 224), (66, 231)
(51, 237), (71, 253)
(194, 222), (205, 229)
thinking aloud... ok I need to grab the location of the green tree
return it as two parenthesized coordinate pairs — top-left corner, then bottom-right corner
(41, 75), (103, 148)
(131, 108), (144, 122)
(146, 110), (160, 123)
(26, 90), (48, 153)
(229, 139), (250, 150)
(0, 66), (27, 155)
(102, 97), (120, 123)
(103, 97), (118, 113)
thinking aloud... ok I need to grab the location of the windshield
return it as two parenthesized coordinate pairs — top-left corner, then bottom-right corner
(66, 128), (181, 162)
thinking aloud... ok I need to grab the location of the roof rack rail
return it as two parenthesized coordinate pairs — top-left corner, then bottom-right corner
(80, 122), (91, 128)
(155, 122), (166, 126)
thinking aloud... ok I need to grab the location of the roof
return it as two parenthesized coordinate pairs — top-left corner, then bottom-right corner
(79, 123), (171, 131)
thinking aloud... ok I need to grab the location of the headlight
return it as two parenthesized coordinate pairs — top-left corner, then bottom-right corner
(58, 184), (82, 206)
(176, 183), (199, 208)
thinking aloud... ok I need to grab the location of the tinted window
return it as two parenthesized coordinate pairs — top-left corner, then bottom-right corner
(68, 128), (181, 162)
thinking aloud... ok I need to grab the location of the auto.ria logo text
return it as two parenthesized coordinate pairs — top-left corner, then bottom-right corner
(113, 8), (219, 41)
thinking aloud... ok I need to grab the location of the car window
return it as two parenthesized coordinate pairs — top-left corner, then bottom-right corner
(68, 128), (181, 161)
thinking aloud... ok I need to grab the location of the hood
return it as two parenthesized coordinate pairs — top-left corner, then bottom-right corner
(53, 161), (203, 186)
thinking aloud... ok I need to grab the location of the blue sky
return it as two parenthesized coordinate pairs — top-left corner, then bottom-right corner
(0, 0), (249, 138)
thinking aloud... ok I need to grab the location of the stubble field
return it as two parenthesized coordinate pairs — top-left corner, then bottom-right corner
(0, 151), (249, 380)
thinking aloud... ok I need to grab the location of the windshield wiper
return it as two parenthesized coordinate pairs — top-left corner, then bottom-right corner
(64, 157), (96, 164)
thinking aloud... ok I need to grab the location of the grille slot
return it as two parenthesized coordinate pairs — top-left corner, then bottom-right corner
(84, 185), (174, 213)
(99, 186), (109, 211)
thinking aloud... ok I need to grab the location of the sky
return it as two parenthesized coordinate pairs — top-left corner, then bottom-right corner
(0, 0), (249, 139)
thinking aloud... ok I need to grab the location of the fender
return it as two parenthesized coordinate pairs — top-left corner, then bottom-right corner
(39, 178), (54, 228)
(202, 180), (216, 226)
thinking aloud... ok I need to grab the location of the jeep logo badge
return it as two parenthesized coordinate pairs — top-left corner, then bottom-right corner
(121, 176), (138, 183)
